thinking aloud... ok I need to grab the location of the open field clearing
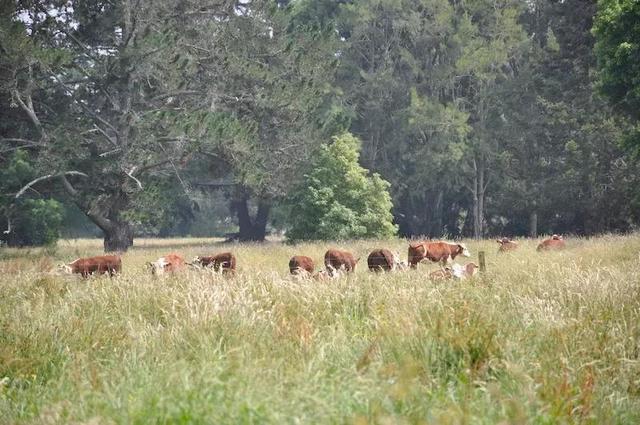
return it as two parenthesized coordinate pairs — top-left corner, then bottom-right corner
(1, 235), (640, 424)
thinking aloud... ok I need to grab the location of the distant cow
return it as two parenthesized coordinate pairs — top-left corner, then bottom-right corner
(537, 235), (566, 251)
(367, 248), (406, 272)
(324, 249), (359, 276)
(149, 253), (186, 275)
(408, 241), (471, 268)
(289, 255), (315, 275)
(60, 255), (121, 277)
(496, 238), (518, 252)
(191, 252), (237, 275)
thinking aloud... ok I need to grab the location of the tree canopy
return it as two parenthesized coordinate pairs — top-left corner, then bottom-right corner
(1, 0), (639, 247)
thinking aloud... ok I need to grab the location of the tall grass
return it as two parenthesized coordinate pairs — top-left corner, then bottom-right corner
(1, 235), (639, 423)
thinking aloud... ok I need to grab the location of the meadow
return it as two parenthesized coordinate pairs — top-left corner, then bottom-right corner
(1, 235), (639, 424)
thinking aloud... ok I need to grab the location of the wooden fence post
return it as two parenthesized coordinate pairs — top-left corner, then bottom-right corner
(479, 251), (486, 273)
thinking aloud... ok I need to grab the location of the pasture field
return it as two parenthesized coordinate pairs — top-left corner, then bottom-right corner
(1, 235), (640, 424)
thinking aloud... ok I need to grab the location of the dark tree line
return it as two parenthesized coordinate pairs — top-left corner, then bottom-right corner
(1, 0), (639, 250)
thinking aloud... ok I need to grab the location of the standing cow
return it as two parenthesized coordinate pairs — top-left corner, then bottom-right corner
(324, 249), (359, 276)
(191, 252), (237, 275)
(60, 255), (122, 277)
(537, 235), (566, 251)
(408, 241), (471, 268)
(289, 255), (315, 275)
(367, 248), (406, 272)
(496, 238), (518, 252)
(148, 253), (186, 275)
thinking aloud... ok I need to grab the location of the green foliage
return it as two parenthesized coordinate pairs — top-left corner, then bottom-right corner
(0, 151), (62, 246)
(594, 0), (640, 121)
(286, 133), (397, 241)
(14, 199), (64, 247)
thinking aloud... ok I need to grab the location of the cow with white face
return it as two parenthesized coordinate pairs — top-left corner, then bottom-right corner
(148, 253), (186, 275)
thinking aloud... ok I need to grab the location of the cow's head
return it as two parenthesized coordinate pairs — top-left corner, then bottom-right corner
(551, 234), (563, 240)
(148, 257), (168, 275)
(458, 243), (471, 257)
(58, 263), (73, 274)
(465, 262), (479, 277)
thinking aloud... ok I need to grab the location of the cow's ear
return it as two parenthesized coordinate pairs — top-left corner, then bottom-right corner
(496, 240), (502, 244)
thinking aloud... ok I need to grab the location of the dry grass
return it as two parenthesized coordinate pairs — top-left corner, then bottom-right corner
(1, 235), (639, 424)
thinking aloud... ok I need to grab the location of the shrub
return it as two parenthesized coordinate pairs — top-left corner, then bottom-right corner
(286, 133), (397, 241)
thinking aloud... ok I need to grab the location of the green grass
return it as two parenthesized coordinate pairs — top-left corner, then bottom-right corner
(1, 235), (640, 424)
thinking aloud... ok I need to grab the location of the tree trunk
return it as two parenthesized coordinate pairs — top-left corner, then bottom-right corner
(529, 210), (538, 238)
(434, 190), (444, 237)
(478, 165), (486, 238)
(234, 196), (271, 242)
(103, 221), (134, 252)
(252, 199), (271, 241)
(472, 171), (480, 240)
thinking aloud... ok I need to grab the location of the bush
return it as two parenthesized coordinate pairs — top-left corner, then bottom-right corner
(286, 133), (397, 241)
(9, 199), (64, 247)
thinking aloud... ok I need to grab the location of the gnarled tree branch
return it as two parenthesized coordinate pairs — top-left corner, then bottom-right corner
(15, 171), (89, 199)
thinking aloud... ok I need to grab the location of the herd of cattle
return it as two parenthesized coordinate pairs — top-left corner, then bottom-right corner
(57, 235), (566, 280)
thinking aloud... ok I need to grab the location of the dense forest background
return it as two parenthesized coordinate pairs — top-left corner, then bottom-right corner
(1, 0), (639, 251)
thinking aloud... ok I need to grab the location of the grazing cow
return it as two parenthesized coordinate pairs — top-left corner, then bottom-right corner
(191, 252), (237, 275)
(408, 241), (471, 268)
(60, 255), (122, 277)
(324, 249), (359, 276)
(149, 253), (186, 275)
(537, 234), (566, 251)
(289, 255), (315, 275)
(367, 248), (406, 272)
(452, 262), (480, 279)
(496, 238), (518, 252)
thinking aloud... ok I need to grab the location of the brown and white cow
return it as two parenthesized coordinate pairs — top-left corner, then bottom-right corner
(367, 248), (406, 272)
(408, 241), (471, 268)
(324, 249), (359, 276)
(496, 238), (518, 252)
(60, 255), (122, 277)
(537, 234), (566, 251)
(149, 253), (186, 275)
(289, 255), (315, 276)
(191, 252), (237, 275)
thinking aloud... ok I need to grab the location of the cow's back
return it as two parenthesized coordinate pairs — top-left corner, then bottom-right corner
(289, 255), (314, 274)
(497, 240), (518, 252)
(537, 239), (566, 251)
(367, 249), (394, 271)
(324, 249), (357, 272)
(70, 255), (121, 277)
(164, 253), (186, 272)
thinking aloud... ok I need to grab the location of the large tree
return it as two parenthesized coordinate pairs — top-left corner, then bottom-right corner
(593, 0), (640, 120)
(177, 0), (343, 241)
(1, 0), (204, 251)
